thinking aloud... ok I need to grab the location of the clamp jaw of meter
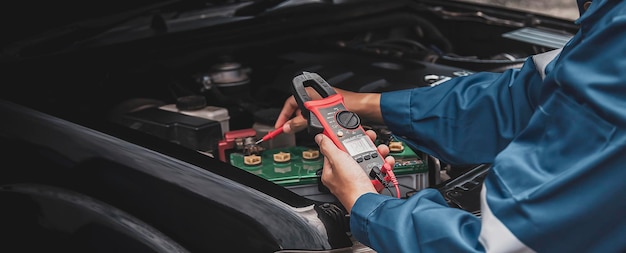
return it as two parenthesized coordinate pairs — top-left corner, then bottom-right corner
(291, 72), (388, 191)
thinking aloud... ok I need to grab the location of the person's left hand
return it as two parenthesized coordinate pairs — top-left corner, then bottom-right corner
(315, 130), (395, 213)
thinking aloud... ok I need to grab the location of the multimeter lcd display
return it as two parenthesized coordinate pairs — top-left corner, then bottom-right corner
(342, 136), (377, 156)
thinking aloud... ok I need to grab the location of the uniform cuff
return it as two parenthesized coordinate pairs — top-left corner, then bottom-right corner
(349, 193), (395, 246)
(380, 90), (415, 138)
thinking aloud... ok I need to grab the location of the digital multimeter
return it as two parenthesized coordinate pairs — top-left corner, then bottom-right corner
(292, 72), (386, 184)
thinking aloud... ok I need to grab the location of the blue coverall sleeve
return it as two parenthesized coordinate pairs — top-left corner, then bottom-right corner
(350, 57), (545, 252)
(481, 4), (626, 252)
(351, 1), (626, 252)
(380, 60), (543, 165)
(351, 190), (485, 252)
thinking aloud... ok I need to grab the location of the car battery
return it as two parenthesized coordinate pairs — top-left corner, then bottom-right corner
(229, 143), (428, 200)
(230, 146), (322, 187)
(387, 141), (429, 196)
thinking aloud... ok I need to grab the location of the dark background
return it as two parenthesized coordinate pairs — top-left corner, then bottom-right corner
(463, 0), (579, 20)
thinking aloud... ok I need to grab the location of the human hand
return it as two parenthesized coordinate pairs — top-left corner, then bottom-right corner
(315, 130), (395, 213)
(275, 87), (379, 134)
(274, 87), (317, 134)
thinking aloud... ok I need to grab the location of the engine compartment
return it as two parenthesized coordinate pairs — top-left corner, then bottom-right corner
(107, 43), (457, 200)
(2, 0), (577, 201)
(0, 2), (585, 251)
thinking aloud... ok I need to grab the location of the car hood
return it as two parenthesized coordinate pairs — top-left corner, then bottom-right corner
(2, 0), (584, 63)
(2, 0), (344, 60)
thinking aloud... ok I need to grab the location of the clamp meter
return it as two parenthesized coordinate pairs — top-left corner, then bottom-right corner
(292, 72), (387, 187)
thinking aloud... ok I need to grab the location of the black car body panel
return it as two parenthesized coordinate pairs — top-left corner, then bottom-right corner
(0, 100), (351, 252)
(1, 0), (578, 252)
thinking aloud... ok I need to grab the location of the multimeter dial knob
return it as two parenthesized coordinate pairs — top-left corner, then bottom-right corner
(336, 110), (361, 129)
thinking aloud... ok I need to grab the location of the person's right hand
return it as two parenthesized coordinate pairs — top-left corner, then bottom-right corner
(315, 130), (395, 213)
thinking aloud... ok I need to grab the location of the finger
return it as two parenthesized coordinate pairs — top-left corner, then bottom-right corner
(275, 96), (299, 128)
(315, 133), (341, 156)
(365, 129), (377, 142)
(315, 134), (356, 167)
(385, 155), (395, 167)
(283, 116), (308, 134)
(377, 143), (390, 157)
(320, 157), (333, 185)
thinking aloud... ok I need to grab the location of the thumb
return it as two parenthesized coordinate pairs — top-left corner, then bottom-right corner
(283, 117), (308, 134)
(314, 134), (341, 155)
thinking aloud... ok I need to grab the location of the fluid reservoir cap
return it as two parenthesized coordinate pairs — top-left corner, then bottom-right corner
(176, 95), (207, 111)
(336, 111), (360, 129)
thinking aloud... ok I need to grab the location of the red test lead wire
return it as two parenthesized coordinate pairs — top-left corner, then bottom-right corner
(254, 127), (285, 145)
(381, 163), (401, 198)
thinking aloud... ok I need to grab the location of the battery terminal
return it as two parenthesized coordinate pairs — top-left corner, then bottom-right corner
(244, 154), (262, 166)
(302, 149), (320, 160)
(273, 151), (291, 163)
(389, 141), (405, 152)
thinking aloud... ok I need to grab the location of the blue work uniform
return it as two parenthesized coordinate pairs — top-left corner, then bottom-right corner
(350, 0), (626, 252)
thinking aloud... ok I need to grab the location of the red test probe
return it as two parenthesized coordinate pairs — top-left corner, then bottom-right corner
(254, 127), (285, 145)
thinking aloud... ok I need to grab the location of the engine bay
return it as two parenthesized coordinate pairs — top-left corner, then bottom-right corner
(104, 23), (565, 200)
(0, 1), (587, 251)
(2, 0), (578, 202)
(108, 44), (452, 200)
